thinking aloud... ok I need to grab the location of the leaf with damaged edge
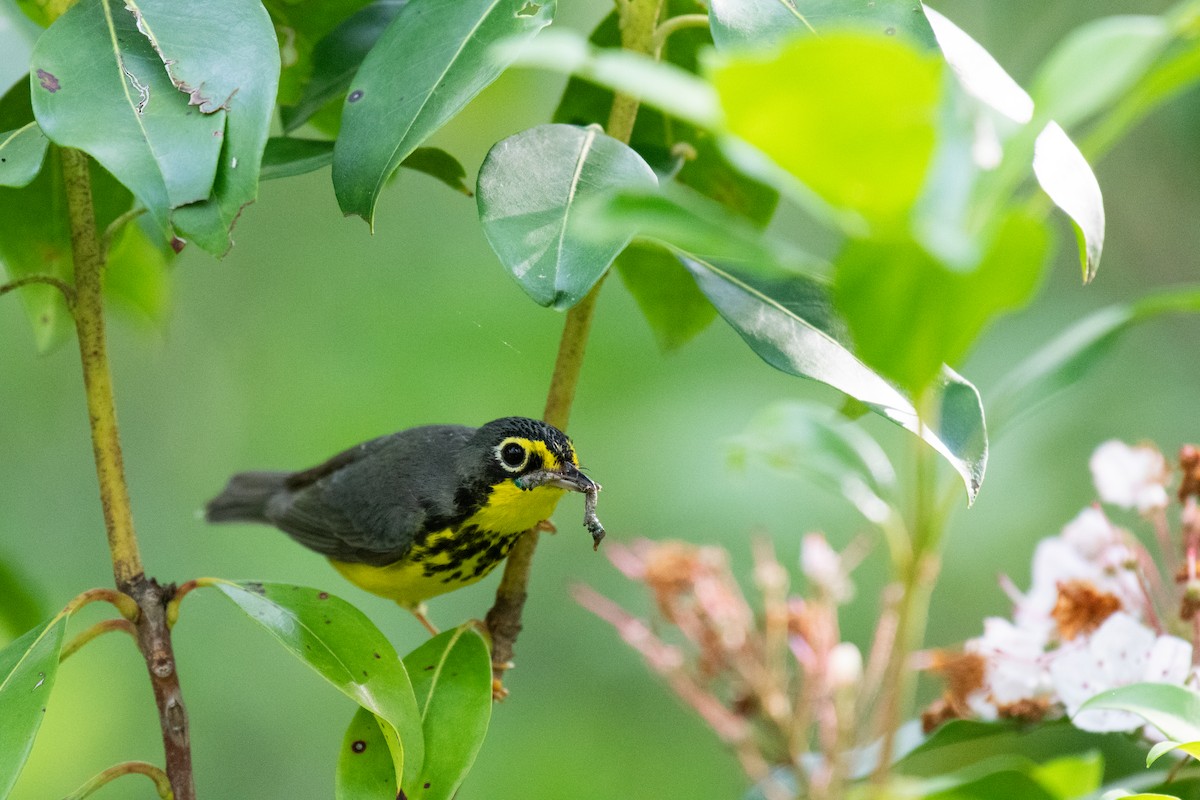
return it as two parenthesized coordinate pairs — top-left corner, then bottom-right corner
(206, 580), (424, 792)
(0, 121), (47, 187)
(0, 615), (67, 798)
(682, 254), (986, 502)
(30, 0), (224, 238)
(708, 0), (938, 51)
(336, 707), (398, 800)
(333, 0), (555, 225)
(280, 0), (407, 134)
(403, 626), (492, 800)
(477, 123), (658, 309)
(127, 0), (280, 255)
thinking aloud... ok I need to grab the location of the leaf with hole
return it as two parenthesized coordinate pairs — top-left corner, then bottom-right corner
(0, 616), (67, 798)
(206, 580), (424, 792)
(336, 707), (398, 800)
(403, 625), (492, 800)
(478, 123), (657, 309)
(333, 0), (555, 224)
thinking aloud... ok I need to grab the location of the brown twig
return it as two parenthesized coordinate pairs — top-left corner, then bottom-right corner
(61, 146), (195, 800)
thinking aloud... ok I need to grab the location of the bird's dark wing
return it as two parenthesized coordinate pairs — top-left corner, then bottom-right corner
(264, 425), (476, 565)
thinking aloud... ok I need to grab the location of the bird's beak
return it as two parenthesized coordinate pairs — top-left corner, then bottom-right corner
(548, 462), (598, 493)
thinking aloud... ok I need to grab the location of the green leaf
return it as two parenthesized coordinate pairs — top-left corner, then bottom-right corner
(279, 0), (406, 133)
(0, 120), (47, 187)
(262, 0), (374, 108)
(1031, 15), (1171, 132)
(1032, 122), (1104, 283)
(263, 138), (470, 196)
(989, 287), (1200, 432)
(1031, 752), (1104, 799)
(30, 0), (224, 238)
(833, 212), (1050, 392)
(615, 243), (717, 351)
(403, 626), (492, 800)
(0, 616), (67, 798)
(333, 0), (555, 224)
(0, 554), (47, 643)
(712, 32), (944, 227)
(128, 0), (280, 256)
(13, 0), (69, 27)
(103, 220), (171, 325)
(507, 28), (720, 130)
(729, 401), (897, 522)
(1103, 794), (1183, 800)
(1079, 683), (1200, 743)
(553, 4), (779, 227)
(337, 707), (398, 800)
(207, 580), (425, 792)
(477, 123), (658, 309)
(1145, 739), (1200, 767)
(708, 0), (938, 51)
(682, 255), (987, 501)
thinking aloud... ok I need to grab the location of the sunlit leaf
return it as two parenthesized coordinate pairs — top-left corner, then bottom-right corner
(1032, 123), (1104, 283)
(1146, 739), (1200, 767)
(0, 120), (46, 187)
(1031, 15), (1171, 131)
(833, 211), (1049, 392)
(333, 0), (555, 224)
(403, 626), (492, 800)
(682, 255), (987, 501)
(336, 707), (398, 800)
(279, 0), (406, 133)
(614, 243), (717, 351)
(0, 616), (67, 798)
(1030, 751), (1104, 800)
(205, 580), (425, 791)
(1078, 683), (1200, 743)
(989, 287), (1200, 432)
(708, 0), (937, 51)
(478, 123), (657, 309)
(712, 32), (943, 227)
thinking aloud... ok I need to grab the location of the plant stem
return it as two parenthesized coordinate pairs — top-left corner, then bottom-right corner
(484, 0), (665, 691)
(62, 760), (174, 800)
(60, 618), (138, 662)
(0, 274), (76, 303)
(61, 147), (196, 800)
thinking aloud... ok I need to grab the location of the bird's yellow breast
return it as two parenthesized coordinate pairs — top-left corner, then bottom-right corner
(330, 481), (566, 608)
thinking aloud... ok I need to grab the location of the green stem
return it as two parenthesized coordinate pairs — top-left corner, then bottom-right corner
(0, 274), (76, 304)
(61, 147), (196, 800)
(485, 0), (666, 691)
(60, 618), (138, 662)
(62, 761), (173, 800)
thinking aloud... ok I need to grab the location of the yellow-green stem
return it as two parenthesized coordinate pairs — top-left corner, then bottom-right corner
(485, 0), (665, 689)
(62, 761), (173, 800)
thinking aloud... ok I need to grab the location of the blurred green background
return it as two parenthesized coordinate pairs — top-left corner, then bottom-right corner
(3, 1), (1200, 798)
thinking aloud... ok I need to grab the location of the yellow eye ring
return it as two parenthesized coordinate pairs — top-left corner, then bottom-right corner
(495, 438), (530, 473)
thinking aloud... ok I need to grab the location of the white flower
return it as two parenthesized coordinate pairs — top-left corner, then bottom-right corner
(1090, 440), (1170, 513)
(828, 642), (863, 689)
(1049, 612), (1192, 733)
(801, 534), (853, 603)
(964, 618), (1053, 719)
(1061, 506), (1117, 559)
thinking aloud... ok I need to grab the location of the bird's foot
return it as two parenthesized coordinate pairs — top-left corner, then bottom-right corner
(409, 603), (440, 636)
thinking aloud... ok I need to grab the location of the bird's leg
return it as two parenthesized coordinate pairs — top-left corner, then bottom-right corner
(409, 602), (440, 636)
(535, 518), (557, 534)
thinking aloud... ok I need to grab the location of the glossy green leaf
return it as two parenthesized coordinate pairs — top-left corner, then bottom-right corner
(989, 287), (1200, 432)
(713, 33), (943, 227)
(399, 148), (471, 196)
(615, 243), (717, 351)
(1032, 122), (1104, 283)
(0, 120), (47, 187)
(833, 212), (1049, 392)
(30, 0), (223, 237)
(279, 0), (406, 133)
(0, 615), (67, 798)
(508, 28), (720, 130)
(553, 4), (778, 227)
(333, 0), (555, 224)
(1146, 740), (1200, 767)
(1031, 15), (1171, 131)
(478, 123), (657, 309)
(403, 626), (492, 800)
(207, 580), (424, 791)
(1079, 683), (1200, 743)
(128, 0), (280, 255)
(336, 707), (398, 800)
(262, 0), (375, 107)
(729, 401), (897, 522)
(682, 255), (987, 501)
(708, 0), (938, 51)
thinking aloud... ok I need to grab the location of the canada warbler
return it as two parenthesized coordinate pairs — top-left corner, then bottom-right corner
(205, 416), (600, 631)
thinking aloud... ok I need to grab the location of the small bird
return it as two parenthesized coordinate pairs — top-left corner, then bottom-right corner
(205, 416), (601, 632)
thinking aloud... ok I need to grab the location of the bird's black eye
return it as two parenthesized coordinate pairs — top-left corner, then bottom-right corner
(497, 440), (529, 472)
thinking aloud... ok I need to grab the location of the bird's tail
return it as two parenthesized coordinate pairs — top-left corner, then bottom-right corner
(205, 471), (289, 524)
